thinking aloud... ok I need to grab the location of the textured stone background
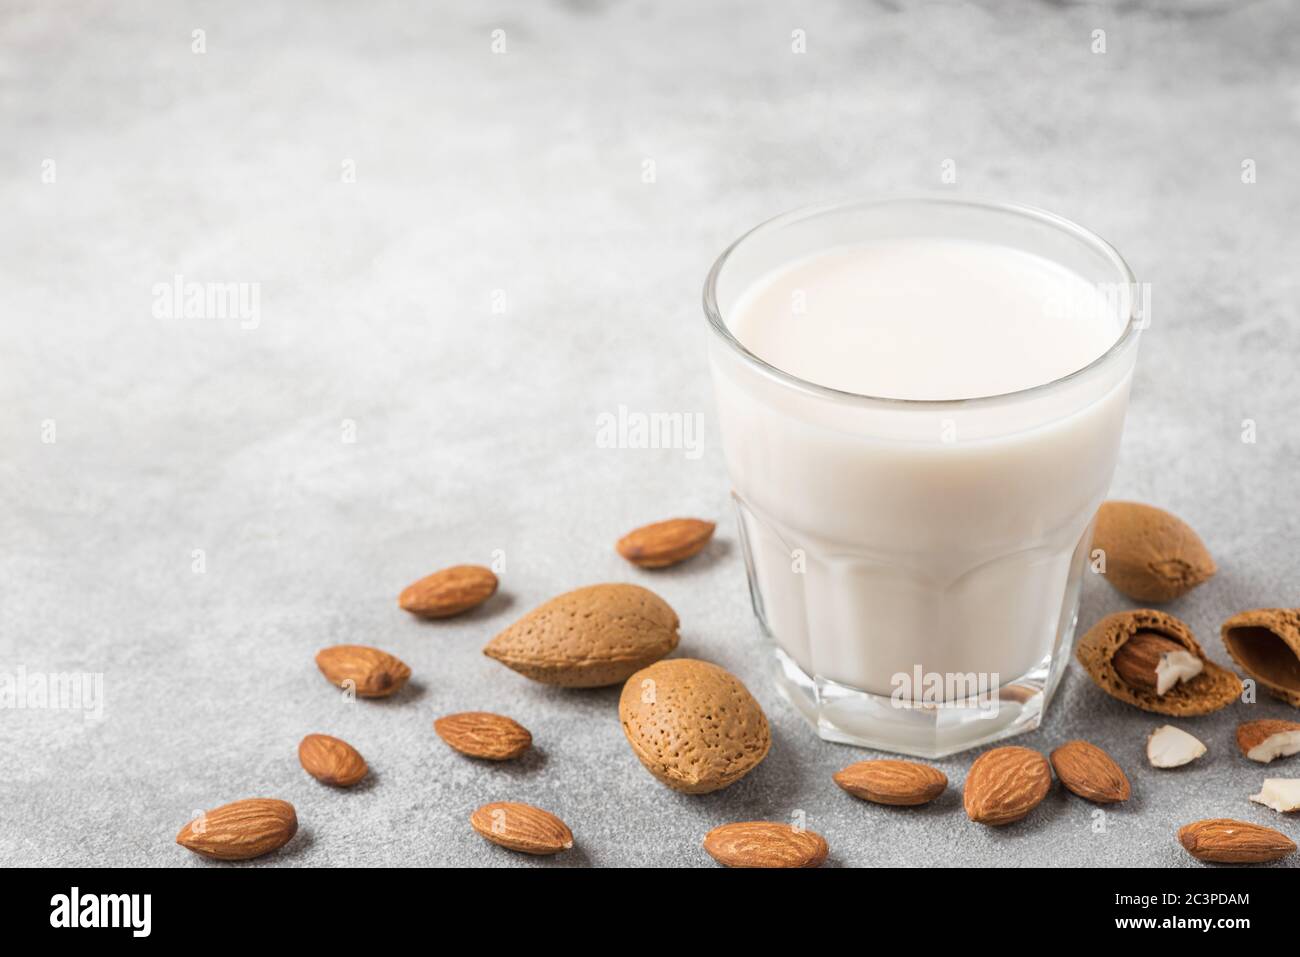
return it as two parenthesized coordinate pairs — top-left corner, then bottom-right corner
(2, 0), (1298, 867)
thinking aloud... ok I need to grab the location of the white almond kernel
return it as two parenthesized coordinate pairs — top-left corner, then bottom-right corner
(1147, 725), (1207, 768)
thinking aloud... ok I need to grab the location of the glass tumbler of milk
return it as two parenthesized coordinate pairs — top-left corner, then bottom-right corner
(704, 197), (1142, 757)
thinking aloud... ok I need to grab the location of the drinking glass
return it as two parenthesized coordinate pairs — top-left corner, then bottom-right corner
(703, 197), (1142, 757)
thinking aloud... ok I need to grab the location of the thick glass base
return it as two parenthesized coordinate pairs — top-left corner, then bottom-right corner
(765, 621), (1076, 759)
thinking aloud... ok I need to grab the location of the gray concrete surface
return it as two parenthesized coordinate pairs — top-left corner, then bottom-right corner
(2, 0), (1298, 867)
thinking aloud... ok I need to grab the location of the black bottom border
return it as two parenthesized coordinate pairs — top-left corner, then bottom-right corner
(12, 865), (1286, 941)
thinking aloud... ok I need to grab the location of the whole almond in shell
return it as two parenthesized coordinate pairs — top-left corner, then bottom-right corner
(315, 644), (411, 698)
(619, 658), (770, 794)
(469, 802), (573, 855)
(963, 746), (1052, 826)
(484, 583), (678, 687)
(399, 564), (497, 618)
(703, 822), (828, 868)
(1076, 609), (1240, 716)
(1091, 501), (1215, 602)
(833, 760), (947, 806)
(1237, 718), (1300, 763)
(1221, 609), (1300, 708)
(617, 518), (715, 568)
(435, 711), (532, 760)
(1049, 740), (1130, 804)
(298, 733), (368, 787)
(176, 798), (298, 861)
(1177, 818), (1296, 864)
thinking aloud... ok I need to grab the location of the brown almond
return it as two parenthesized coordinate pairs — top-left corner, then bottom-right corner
(176, 798), (298, 861)
(1177, 818), (1296, 864)
(399, 564), (497, 619)
(1091, 501), (1215, 602)
(1076, 610), (1241, 716)
(435, 711), (532, 760)
(469, 802), (573, 855)
(298, 733), (368, 787)
(484, 583), (679, 687)
(833, 760), (947, 806)
(1236, 718), (1300, 763)
(1221, 609), (1300, 708)
(703, 822), (828, 868)
(963, 746), (1052, 826)
(315, 644), (411, 698)
(1112, 631), (1201, 695)
(1049, 740), (1130, 804)
(617, 518), (716, 569)
(619, 658), (770, 794)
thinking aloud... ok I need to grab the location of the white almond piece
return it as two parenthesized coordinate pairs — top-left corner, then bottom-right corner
(1147, 725), (1207, 768)
(1246, 729), (1300, 764)
(1250, 779), (1300, 813)
(1155, 650), (1203, 695)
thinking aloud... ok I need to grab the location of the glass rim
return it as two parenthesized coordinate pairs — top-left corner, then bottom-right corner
(702, 195), (1141, 410)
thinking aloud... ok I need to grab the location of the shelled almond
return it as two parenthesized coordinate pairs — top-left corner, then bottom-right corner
(833, 760), (946, 806)
(435, 712), (532, 760)
(1177, 819), (1295, 864)
(176, 798), (298, 861)
(315, 644), (411, 698)
(298, 734), (368, 787)
(703, 822), (828, 868)
(399, 564), (498, 618)
(469, 802), (573, 856)
(963, 746), (1052, 826)
(617, 518), (715, 568)
(1049, 741), (1130, 803)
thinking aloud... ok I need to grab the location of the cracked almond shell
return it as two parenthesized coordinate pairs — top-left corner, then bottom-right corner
(1076, 609), (1241, 716)
(1221, 609), (1300, 708)
(484, 583), (679, 687)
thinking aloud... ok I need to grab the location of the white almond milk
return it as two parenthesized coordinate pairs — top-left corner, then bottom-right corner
(729, 239), (1118, 401)
(711, 237), (1133, 702)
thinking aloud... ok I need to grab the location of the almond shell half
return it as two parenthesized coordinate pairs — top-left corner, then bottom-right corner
(1221, 609), (1300, 709)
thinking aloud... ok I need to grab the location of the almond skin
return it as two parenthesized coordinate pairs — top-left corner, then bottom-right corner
(833, 760), (947, 806)
(1237, 718), (1300, 763)
(176, 798), (298, 861)
(1112, 631), (1199, 694)
(435, 712), (532, 760)
(1092, 501), (1215, 602)
(469, 802), (573, 855)
(1049, 740), (1130, 804)
(703, 822), (828, 868)
(963, 746), (1052, 826)
(1177, 818), (1296, 864)
(617, 518), (716, 568)
(315, 644), (411, 698)
(399, 564), (497, 619)
(298, 734), (368, 787)
(485, 583), (679, 687)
